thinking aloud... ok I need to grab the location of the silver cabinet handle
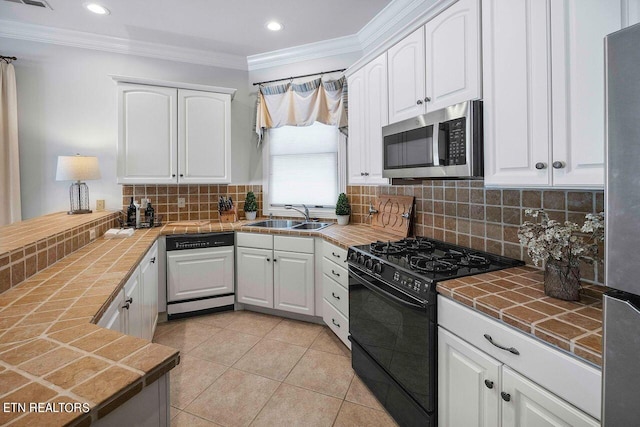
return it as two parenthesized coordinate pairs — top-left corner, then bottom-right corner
(552, 161), (565, 169)
(332, 292), (340, 300)
(424, 97), (431, 102)
(331, 270), (340, 277)
(483, 334), (520, 355)
(332, 319), (340, 328)
(416, 99), (423, 105)
(535, 162), (547, 170)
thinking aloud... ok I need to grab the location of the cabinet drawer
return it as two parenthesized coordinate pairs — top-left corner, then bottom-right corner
(237, 232), (273, 250)
(323, 275), (348, 318)
(322, 258), (348, 289)
(323, 299), (350, 349)
(274, 235), (314, 254)
(322, 241), (348, 267)
(437, 295), (602, 420)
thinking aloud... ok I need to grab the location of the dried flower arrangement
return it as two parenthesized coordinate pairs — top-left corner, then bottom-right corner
(518, 209), (605, 300)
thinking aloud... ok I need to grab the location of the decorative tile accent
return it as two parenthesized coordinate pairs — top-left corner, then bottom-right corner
(121, 184), (263, 222)
(348, 182), (605, 285)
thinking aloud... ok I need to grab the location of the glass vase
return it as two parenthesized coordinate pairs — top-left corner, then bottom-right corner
(544, 259), (581, 301)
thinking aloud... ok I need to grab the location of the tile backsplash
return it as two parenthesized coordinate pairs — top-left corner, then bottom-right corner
(121, 185), (263, 222)
(348, 181), (605, 285)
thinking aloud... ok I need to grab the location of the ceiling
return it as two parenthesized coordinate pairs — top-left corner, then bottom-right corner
(0, 0), (393, 57)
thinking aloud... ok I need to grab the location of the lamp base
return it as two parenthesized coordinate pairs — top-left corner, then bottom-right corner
(67, 209), (92, 215)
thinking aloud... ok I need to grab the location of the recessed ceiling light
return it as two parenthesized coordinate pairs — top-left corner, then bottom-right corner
(266, 21), (284, 31)
(84, 3), (110, 15)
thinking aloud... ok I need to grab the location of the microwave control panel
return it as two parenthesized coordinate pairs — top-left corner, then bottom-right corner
(441, 117), (466, 165)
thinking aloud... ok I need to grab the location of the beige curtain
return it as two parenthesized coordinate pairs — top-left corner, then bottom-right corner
(255, 76), (347, 144)
(0, 61), (21, 225)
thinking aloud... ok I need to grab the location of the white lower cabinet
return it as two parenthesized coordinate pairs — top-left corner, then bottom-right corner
(97, 242), (158, 341)
(438, 296), (601, 427)
(236, 233), (315, 316)
(321, 241), (350, 348)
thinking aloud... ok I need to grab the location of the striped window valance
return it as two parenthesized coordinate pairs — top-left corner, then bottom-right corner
(255, 75), (348, 144)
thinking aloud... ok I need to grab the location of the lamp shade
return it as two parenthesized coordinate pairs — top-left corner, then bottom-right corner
(56, 155), (101, 181)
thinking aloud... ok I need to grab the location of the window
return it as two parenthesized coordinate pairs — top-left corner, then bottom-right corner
(263, 122), (345, 217)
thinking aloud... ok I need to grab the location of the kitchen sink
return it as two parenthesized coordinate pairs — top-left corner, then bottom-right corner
(246, 220), (331, 231)
(246, 220), (304, 229)
(291, 222), (331, 230)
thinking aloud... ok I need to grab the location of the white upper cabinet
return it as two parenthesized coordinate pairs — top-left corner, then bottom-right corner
(550, 0), (621, 187)
(482, 0), (552, 187)
(347, 53), (389, 185)
(424, 0), (481, 111)
(387, 0), (481, 124)
(178, 90), (231, 184)
(388, 27), (427, 123)
(117, 82), (233, 185)
(117, 84), (178, 184)
(484, 0), (624, 188)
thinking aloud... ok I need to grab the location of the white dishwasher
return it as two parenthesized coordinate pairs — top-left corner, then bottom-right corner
(166, 232), (235, 319)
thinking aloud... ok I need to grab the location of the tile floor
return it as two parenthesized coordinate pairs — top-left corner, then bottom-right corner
(153, 310), (399, 427)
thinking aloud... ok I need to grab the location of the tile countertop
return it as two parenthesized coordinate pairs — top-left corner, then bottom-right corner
(437, 267), (605, 366)
(0, 219), (401, 426)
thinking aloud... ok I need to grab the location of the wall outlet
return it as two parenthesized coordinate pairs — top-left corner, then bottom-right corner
(89, 228), (96, 240)
(178, 197), (186, 208)
(96, 199), (105, 211)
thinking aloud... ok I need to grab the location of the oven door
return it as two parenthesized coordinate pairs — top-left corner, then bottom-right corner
(349, 266), (436, 414)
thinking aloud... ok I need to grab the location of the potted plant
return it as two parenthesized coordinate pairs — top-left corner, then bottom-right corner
(518, 209), (604, 301)
(335, 193), (351, 226)
(244, 191), (258, 221)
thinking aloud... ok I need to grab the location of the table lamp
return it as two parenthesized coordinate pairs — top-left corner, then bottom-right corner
(56, 154), (101, 214)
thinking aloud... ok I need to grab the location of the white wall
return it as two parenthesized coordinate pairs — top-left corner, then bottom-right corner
(2, 37), (258, 219)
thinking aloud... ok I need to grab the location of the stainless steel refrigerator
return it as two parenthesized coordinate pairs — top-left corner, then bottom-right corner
(603, 22), (640, 426)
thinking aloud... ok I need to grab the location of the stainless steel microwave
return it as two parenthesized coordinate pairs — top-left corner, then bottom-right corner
(382, 100), (483, 179)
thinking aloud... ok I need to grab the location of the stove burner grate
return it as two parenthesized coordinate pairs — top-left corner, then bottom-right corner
(370, 241), (405, 256)
(409, 255), (459, 274)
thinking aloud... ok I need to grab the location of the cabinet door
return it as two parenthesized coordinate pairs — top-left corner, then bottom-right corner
(624, 0), (640, 26)
(438, 328), (501, 427)
(124, 267), (144, 339)
(482, 0), (552, 187)
(140, 242), (159, 341)
(388, 27), (426, 123)
(274, 250), (314, 315)
(347, 68), (367, 185)
(364, 53), (389, 184)
(236, 247), (274, 308)
(97, 289), (125, 333)
(550, 0), (621, 188)
(117, 84), (177, 184)
(502, 367), (600, 427)
(425, 0), (481, 111)
(178, 90), (231, 184)
(167, 247), (235, 302)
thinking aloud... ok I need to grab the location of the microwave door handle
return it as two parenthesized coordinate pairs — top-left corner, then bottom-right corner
(432, 122), (441, 166)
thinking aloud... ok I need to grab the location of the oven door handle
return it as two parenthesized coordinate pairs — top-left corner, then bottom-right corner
(350, 271), (427, 311)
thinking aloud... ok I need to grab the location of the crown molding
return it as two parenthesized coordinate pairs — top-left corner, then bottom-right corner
(345, 0), (456, 76)
(109, 75), (237, 99)
(0, 19), (248, 71)
(246, 34), (361, 71)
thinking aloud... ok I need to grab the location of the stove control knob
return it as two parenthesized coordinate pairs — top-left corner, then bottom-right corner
(365, 258), (373, 269)
(373, 263), (383, 274)
(349, 252), (358, 262)
(357, 255), (366, 265)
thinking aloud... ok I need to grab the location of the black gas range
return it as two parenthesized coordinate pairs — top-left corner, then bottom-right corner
(347, 237), (524, 427)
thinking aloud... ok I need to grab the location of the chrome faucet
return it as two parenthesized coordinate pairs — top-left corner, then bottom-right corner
(285, 204), (310, 222)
